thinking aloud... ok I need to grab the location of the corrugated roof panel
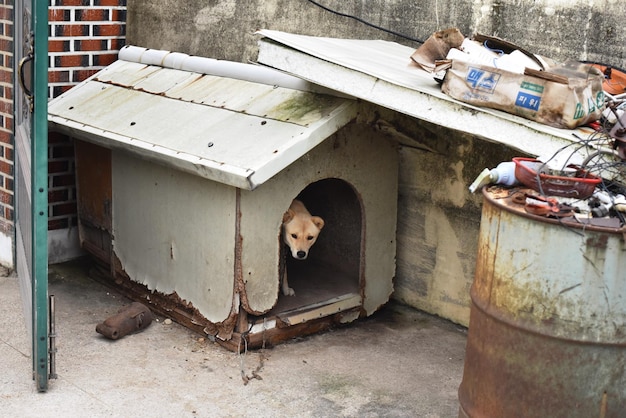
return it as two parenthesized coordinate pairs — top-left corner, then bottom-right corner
(255, 30), (590, 159)
(52, 81), (330, 163)
(86, 59), (348, 128)
(166, 74), (245, 103)
(48, 55), (357, 190)
(95, 60), (161, 86)
(128, 66), (197, 94)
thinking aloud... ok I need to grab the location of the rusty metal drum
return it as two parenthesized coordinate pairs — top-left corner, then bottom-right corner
(458, 187), (626, 418)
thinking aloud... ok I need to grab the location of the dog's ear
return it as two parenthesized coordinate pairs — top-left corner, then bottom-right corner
(282, 209), (295, 224)
(312, 216), (325, 230)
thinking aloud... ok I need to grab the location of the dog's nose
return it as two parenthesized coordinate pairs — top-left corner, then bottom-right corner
(297, 251), (306, 259)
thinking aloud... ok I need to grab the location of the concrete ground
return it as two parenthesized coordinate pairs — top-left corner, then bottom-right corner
(1, 258), (467, 418)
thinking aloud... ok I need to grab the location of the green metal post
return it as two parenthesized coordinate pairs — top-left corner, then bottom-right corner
(31, 0), (49, 392)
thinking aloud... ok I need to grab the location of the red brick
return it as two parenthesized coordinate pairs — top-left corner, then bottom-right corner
(0, 131), (9, 144)
(57, 0), (90, 6)
(48, 160), (69, 174)
(49, 9), (70, 22)
(110, 38), (126, 50)
(75, 39), (107, 51)
(0, 7), (13, 21)
(76, 9), (107, 21)
(49, 40), (70, 53)
(0, 101), (10, 114)
(58, 24), (89, 37)
(96, 0), (126, 6)
(0, 160), (12, 176)
(52, 173), (75, 187)
(0, 38), (12, 53)
(93, 53), (117, 66)
(49, 217), (69, 230)
(0, 189), (13, 206)
(73, 69), (99, 82)
(48, 188), (69, 203)
(111, 9), (127, 22)
(52, 85), (74, 97)
(49, 70), (70, 83)
(4, 208), (14, 225)
(93, 24), (124, 37)
(54, 54), (89, 68)
(51, 201), (77, 217)
(0, 69), (11, 84)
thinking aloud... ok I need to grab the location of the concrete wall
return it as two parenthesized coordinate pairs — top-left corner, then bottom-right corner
(360, 106), (521, 325)
(126, 0), (624, 326)
(127, 0), (625, 68)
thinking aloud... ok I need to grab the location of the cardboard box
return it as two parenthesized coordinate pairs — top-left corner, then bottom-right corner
(440, 36), (605, 129)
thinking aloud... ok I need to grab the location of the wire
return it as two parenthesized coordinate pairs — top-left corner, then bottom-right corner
(304, 0), (425, 44)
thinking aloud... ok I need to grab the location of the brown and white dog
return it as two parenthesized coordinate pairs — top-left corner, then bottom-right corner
(281, 199), (325, 296)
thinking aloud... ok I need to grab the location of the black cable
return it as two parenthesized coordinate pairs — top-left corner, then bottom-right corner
(304, 0), (425, 44)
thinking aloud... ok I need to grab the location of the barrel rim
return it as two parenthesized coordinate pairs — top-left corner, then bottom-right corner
(482, 186), (626, 235)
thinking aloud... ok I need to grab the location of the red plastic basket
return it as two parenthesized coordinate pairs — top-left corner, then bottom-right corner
(513, 157), (601, 199)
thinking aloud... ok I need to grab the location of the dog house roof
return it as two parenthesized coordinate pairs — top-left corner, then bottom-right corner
(48, 46), (357, 190)
(255, 30), (587, 160)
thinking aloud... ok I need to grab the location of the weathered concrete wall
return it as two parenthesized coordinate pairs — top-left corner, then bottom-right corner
(126, 0), (623, 326)
(360, 106), (522, 325)
(128, 0), (625, 68)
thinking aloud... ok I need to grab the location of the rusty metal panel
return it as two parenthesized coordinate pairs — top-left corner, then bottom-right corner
(459, 187), (626, 418)
(74, 140), (112, 230)
(110, 151), (237, 324)
(47, 59), (357, 191)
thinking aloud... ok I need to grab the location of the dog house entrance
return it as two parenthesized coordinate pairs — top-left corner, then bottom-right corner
(251, 179), (362, 333)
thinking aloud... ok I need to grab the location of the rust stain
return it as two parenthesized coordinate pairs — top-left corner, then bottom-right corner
(233, 188), (250, 313)
(74, 140), (112, 231)
(186, 74), (206, 85)
(587, 235), (609, 250)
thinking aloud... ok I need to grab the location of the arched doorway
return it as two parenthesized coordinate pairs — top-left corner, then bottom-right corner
(266, 178), (363, 316)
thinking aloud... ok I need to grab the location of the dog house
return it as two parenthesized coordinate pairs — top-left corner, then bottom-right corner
(47, 46), (398, 351)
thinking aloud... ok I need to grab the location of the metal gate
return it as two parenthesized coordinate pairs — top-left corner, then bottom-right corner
(14, 0), (49, 391)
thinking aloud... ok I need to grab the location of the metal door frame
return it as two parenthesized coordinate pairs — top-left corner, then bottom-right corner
(14, 0), (49, 392)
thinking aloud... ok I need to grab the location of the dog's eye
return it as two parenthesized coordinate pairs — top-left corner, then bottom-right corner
(291, 234), (297, 239)
(307, 236), (314, 241)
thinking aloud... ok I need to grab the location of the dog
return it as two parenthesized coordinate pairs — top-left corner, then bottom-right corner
(281, 199), (325, 296)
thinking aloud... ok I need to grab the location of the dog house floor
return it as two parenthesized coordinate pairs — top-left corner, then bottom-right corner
(262, 260), (360, 318)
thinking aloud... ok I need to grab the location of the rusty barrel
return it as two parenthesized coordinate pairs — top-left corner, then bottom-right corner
(458, 187), (626, 418)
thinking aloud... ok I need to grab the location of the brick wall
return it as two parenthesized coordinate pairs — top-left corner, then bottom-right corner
(49, 0), (126, 98)
(47, 0), (126, 233)
(0, 1), (12, 237)
(0, 0), (126, 263)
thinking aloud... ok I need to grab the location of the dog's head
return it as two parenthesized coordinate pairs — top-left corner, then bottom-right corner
(282, 209), (324, 260)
